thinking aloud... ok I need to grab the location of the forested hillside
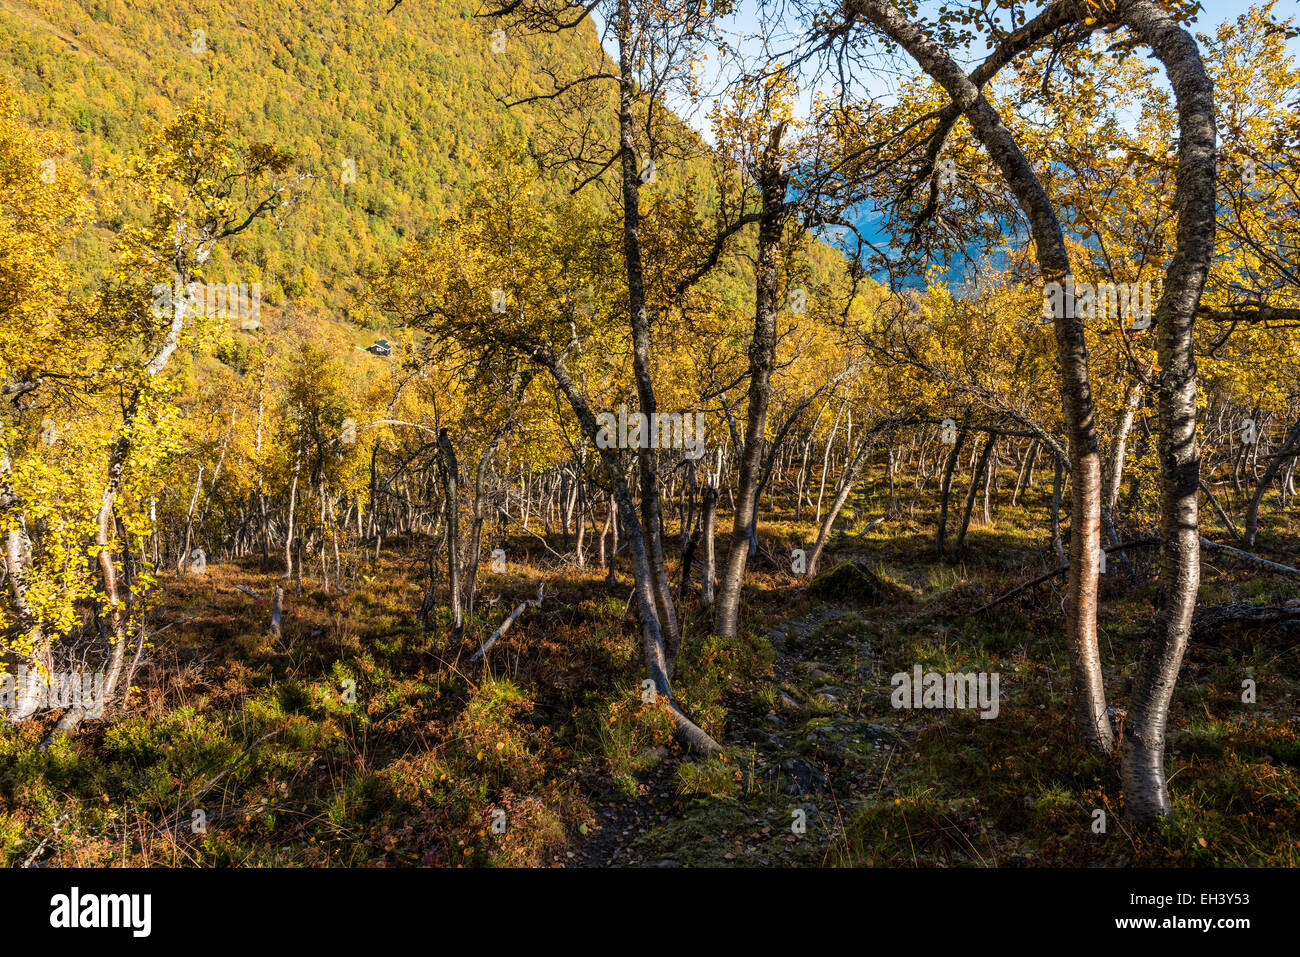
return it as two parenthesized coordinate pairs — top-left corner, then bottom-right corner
(1, 0), (634, 311)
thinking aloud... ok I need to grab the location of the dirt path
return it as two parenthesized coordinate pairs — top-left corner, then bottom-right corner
(564, 604), (900, 867)
(559, 757), (682, 867)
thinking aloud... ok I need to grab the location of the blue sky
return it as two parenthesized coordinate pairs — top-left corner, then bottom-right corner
(594, 0), (1300, 139)
(704, 0), (1300, 71)
(589, 0), (1300, 283)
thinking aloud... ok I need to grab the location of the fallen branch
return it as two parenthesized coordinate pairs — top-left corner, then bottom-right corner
(234, 584), (262, 599)
(19, 813), (69, 868)
(470, 583), (546, 662)
(968, 564), (1070, 615)
(967, 538), (1160, 615)
(143, 731), (282, 841)
(1198, 537), (1300, 576)
(149, 615), (200, 637)
(514, 521), (570, 562)
(1194, 601), (1300, 635)
(181, 730), (281, 817)
(1198, 480), (1242, 541)
(969, 535), (1300, 616)
(847, 516), (886, 540)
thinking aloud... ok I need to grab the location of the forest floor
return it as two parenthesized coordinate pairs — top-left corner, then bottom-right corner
(2, 488), (1298, 867)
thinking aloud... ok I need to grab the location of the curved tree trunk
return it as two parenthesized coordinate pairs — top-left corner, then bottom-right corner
(536, 348), (720, 752)
(848, 0), (1112, 751)
(1243, 415), (1300, 546)
(613, 0), (680, 669)
(1120, 0), (1216, 825)
(806, 437), (873, 577)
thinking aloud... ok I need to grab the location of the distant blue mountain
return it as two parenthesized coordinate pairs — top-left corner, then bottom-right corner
(815, 200), (1017, 291)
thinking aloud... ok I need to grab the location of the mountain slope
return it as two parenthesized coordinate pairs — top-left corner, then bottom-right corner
(0, 0), (608, 315)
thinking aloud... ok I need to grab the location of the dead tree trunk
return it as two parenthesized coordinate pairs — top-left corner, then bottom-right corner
(606, 493), (619, 587)
(1012, 438), (1038, 507)
(700, 483), (718, 604)
(270, 586), (284, 639)
(1050, 452), (1065, 563)
(284, 419), (303, 580)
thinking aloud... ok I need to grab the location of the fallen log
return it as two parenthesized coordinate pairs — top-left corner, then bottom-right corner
(470, 583), (545, 662)
(847, 516), (886, 540)
(967, 564), (1071, 615)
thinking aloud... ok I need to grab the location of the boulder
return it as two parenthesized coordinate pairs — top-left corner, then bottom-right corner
(808, 560), (901, 604)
